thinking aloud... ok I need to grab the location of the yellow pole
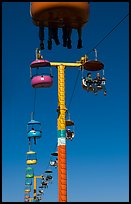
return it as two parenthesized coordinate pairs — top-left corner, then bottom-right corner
(33, 176), (42, 200)
(34, 176), (37, 200)
(57, 64), (67, 202)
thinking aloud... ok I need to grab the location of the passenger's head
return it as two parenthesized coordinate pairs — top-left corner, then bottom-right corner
(96, 72), (100, 77)
(87, 72), (91, 77)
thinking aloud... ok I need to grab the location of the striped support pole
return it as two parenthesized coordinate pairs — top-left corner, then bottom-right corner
(57, 64), (67, 202)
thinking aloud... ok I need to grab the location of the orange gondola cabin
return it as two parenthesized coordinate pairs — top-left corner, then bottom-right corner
(30, 2), (90, 49)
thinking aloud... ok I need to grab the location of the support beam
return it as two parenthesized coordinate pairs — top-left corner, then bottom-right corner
(57, 64), (67, 202)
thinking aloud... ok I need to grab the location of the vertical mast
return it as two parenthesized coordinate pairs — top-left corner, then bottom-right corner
(57, 64), (67, 202)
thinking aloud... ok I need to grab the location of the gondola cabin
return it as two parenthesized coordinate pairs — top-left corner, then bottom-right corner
(50, 151), (58, 167)
(26, 151), (37, 165)
(45, 174), (53, 182)
(50, 160), (58, 167)
(81, 49), (106, 93)
(24, 186), (31, 193)
(30, 2), (89, 28)
(39, 189), (44, 194)
(27, 119), (42, 144)
(44, 169), (52, 180)
(37, 197), (42, 200)
(66, 119), (75, 140)
(30, 53), (53, 88)
(24, 189), (31, 194)
(24, 195), (30, 199)
(41, 181), (48, 188)
(25, 167), (34, 178)
(31, 75), (53, 88)
(30, 2), (89, 49)
(25, 178), (32, 186)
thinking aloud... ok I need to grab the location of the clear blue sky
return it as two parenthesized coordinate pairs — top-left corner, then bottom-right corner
(2, 2), (129, 202)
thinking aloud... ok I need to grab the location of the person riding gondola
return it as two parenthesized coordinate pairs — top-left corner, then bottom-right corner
(62, 25), (72, 49)
(66, 128), (74, 141)
(86, 72), (94, 91)
(39, 26), (44, 50)
(93, 72), (107, 96)
(48, 23), (60, 50)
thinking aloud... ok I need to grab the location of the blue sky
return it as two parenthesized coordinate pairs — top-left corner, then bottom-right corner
(2, 2), (129, 202)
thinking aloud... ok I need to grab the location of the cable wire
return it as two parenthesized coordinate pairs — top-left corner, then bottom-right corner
(33, 88), (37, 118)
(87, 13), (129, 55)
(67, 69), (80, 111)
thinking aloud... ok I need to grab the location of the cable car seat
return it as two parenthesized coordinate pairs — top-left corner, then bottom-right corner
(82, 78), (105, 91)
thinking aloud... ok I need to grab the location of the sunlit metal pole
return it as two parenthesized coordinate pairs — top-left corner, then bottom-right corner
(49, 61), (83, 202)
(57, 64), (67, 202)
